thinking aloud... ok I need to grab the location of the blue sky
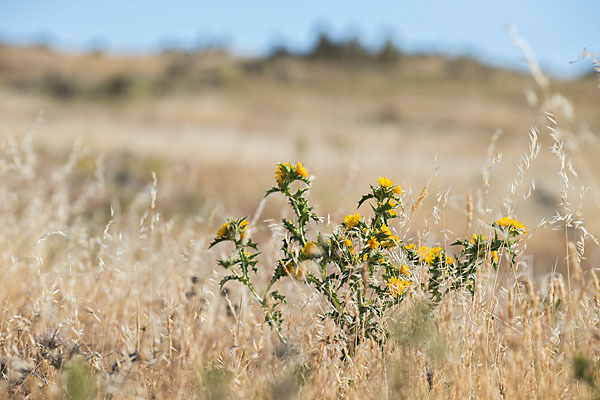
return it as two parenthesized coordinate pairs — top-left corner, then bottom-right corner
(1, 1), (598, 77)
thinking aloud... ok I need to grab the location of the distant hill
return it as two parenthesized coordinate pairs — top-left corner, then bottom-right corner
(1, 39), (595, 102)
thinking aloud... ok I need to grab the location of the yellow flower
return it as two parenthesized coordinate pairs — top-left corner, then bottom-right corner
(344, 213), (361, 229)
(281, 260), (304, 279)
(240, 220), (249, 239)
(394, 185), (402, 195)
(363, 253), (368, 262)
(400, 264), (410, 275)
(216, 221), (230, 238)
(426, 246), (442, 264)
(380, 224), (392, 237)
(424, 252), (435, 265)
(275, 162), (290, 184)
(367, 236), (379, 249)
(496, 217), (527, 234)
(470, 233), (488, 244)
(378, 177), (394, 188)
(382, 237), (399, 249)
(388, 209), (396, 217)
(296, 162), (308, 178)
(446, 255), (454, 264)
(388, 199), (397, 207)
(418, 246), (441, 265)
(386, 276), (411, 298)
(379, 226), (398, 248)
(303, 241), (317, 256)
(491, 250), (499, 263)
(405, 243), (416, 251)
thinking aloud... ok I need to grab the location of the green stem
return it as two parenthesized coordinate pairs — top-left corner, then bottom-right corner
(243, 278), (287, 343)
(287, 191), (307, 244)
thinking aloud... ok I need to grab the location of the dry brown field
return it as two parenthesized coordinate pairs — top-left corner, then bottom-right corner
(0, 44), (599, 398)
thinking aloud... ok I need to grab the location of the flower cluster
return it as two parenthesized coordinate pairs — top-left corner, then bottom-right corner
(377, 177), (402, 195)
(495, 217), (527, 235)
(419, 245), (453, 265)
(386, 276), (411, 298)
(344, 212), (361, 229)
(275, 162), (309, 187)
(214, 219), (250, 242)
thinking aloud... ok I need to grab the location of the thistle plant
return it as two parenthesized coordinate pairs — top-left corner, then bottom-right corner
(210, 162), (527, 348)
(447, 217), (526, 299)
(209, 217), (288, 341)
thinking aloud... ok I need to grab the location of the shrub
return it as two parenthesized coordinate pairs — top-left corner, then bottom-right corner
(211, 162), (527, 349)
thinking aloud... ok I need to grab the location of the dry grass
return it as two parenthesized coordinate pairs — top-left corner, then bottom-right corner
(0, 138), (599, 398)
(0, 44), (599, 398)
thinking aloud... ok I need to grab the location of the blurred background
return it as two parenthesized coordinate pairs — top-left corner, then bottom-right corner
(1, 1), (599, 274)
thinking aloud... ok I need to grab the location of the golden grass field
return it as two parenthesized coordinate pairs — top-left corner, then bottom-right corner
(0, 43), (599, 398)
